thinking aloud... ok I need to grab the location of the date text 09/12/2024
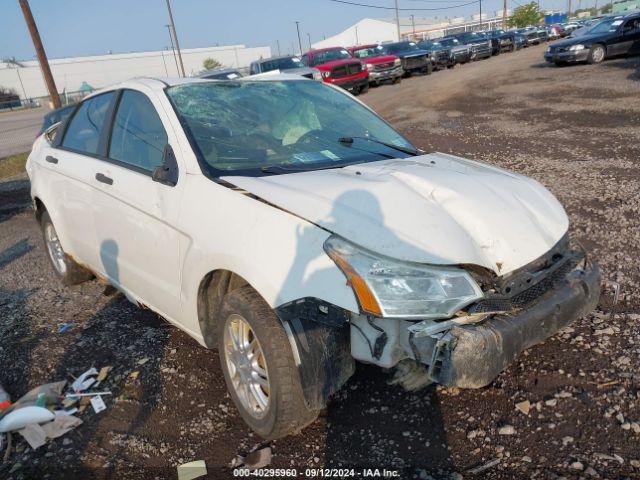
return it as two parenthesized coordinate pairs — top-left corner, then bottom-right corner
(232, 468), (401, 478)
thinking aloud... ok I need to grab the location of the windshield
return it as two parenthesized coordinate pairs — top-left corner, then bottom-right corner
(352, 46), (385, 58)
(385, 42), (420, 53)
(314, 48), (352, 63)
(260, 57), (303, 72)
(588, 18), (623, 34)
(439, 38), (460, 47)
(166, 80), (415, 177)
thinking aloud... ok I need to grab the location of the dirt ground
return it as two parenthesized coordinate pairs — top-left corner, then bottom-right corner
(0, 108), (45, 158)
(1, 44), (640, 479)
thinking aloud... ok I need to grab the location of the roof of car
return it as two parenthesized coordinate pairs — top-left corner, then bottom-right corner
(256, 55), (299, 62)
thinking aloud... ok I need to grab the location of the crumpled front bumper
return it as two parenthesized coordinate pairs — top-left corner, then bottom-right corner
(426, 262), (601, 388)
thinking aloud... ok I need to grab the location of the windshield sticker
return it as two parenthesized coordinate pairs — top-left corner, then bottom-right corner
(227, 73), (239, 79)
(293, 151), (336, 163)
(612, 20), (623, 26)
(321, 150), (340, 160)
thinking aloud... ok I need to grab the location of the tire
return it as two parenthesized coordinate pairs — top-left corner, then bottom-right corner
(423, 63), (433, 75)
(393, 76), (402, 84)
(359, 84), (369, 94)
(587, 44), (606, 64)
(40, 211), (93, 286)
(217, 286), (319, 439)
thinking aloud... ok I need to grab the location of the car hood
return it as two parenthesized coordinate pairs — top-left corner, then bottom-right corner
(314, 58), (361, 70)
(222, 153), (568, 276)
(362, 54), (399, 64)
(280, 67), (318, 76)
(553, 33), (610, 46)
(396, 50), (429, 58)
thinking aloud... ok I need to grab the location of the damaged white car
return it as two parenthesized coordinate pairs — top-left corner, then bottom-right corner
(27, 76), (600, 439)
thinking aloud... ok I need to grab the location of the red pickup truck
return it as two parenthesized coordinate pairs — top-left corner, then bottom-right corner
(348, 45), (404, 86)
(301, 47), (370, 94)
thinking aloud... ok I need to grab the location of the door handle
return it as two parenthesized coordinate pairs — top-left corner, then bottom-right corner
(95, 173), (113, 185)
(45, 155), (58, 164)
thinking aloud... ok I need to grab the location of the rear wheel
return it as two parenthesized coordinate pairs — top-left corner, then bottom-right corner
(217, 286), (319, 439)
(40, 211), (93, 285)
(587, 44), (605, 64)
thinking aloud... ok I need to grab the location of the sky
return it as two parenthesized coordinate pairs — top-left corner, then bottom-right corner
(1, 0), (581, 61)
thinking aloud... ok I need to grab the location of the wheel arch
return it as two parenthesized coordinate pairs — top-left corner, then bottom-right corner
(196, 268), (252, 349)
(33, 196), (47, 221)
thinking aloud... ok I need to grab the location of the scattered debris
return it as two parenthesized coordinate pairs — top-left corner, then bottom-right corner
(515, 400), (531, 415)
(96, 366), (112, 384)
(57, 322), (75, 333)
(177, 459), (208, 480)
(467, 458), (500, 475)
(18, 423), (47, 450)
(71, 368), (98, 392)
(243, 446), (272, 469)
(0, 406), (54, 433)
(388, 359), (432, 391)
(498, 425), (516, 435)
(90, 395), (107, 414)
(65, 391), (112, 398)
(41, 413), (82, 439)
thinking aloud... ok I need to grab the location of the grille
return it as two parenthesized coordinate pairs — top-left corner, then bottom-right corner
(331, 63), (361, 78)
(374, 62), (395, 71)
(436, 51), (449, 62)
(469, 256), (579, 314)
(404, 56), (426, 69)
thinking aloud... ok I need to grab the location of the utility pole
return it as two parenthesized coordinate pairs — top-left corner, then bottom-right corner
(277, 40), (281, 56)
(307, 33), (312, 50)
(411, 14), (416, 37)
(165, 25), (180, 75)
(295, 21), (303, 55)
(18, 0), (60, 108)
(479, 0), (483, 30)
(355, 26), (359, 44)
(502, 0), (508, 28)
(394, 0), (402, 41)
(568, 0), (572, 17)
(164, 0), (185, 77)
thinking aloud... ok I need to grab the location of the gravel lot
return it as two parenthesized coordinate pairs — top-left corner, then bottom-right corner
(0, 108), (45, 158)
(1, 44), (639, 479)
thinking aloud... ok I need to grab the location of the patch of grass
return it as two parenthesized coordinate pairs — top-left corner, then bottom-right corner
(0, 152), (29, 179)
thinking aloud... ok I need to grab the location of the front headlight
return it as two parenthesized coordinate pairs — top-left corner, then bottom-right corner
(321, 70), (331, 79)
(312, 71), (322, 81)
(546, 46), (551, 52)
(569, 44), (585, 51)
(394, 58), (401, 66)
(366, 63), (374, 71)
(324, 236), (483, 319)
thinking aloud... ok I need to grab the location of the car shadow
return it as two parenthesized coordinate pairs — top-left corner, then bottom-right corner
(603, 54), (640, 81)
(0, 238), (33, 270)
(0, 177), (32, 224)
(275, 189), (456, 476)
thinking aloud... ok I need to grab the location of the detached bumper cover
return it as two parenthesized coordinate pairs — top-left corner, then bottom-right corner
(431, 262), (601, 388)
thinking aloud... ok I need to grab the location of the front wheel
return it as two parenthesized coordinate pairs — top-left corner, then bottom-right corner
(40, 211), (93, 285)
(217, 286), (319, 439)
(587, 44), (605, 64)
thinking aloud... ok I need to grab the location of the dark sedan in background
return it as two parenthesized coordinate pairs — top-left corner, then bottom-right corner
(545, 13), (640, 65)
(448, 32), (493, 60)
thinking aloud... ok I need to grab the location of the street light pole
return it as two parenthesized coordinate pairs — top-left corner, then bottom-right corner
(479, 0), (483, 30)
(295, 21), (303, 55)
(18, 0), (60, 108)
(164, 0), (185, 77)
(411, 14), (416, 37)
(307, 33), (312, 50)
(502, 0), (508, 29)
(394, 0), (402, 41)
(165, 25), (180, 75)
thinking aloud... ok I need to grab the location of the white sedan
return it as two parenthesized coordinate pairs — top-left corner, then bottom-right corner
(27, 75), (600, 439)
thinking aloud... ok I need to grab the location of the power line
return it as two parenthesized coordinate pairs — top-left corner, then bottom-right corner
(326, 0), (480, 10)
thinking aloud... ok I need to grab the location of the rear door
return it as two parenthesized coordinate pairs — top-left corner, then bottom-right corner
(91, 88), (184, 319)
(46, 91), (117, 267)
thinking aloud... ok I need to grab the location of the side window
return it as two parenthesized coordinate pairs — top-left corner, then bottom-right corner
(62, 92), (115, 154)
(108, 90), (168, 172)
(301, 54), (310, 66)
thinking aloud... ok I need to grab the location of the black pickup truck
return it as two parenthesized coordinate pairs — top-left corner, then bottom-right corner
(447, 32), (493, 60)
(484, 30), (517, 53)
(380, 41), (434, 75)
(417, 40), (454, 69)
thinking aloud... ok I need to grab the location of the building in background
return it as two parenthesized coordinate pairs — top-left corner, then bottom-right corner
(312, 11), (513, 49)
(0, 44), (271, 102)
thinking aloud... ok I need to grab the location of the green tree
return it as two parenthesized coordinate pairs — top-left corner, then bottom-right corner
(600, 3), (612, 13)
(202, 58), (222, 70)
(507, 2), (543, 28)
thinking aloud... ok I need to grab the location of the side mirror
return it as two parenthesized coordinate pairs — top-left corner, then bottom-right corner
(152, 144), (179, 187)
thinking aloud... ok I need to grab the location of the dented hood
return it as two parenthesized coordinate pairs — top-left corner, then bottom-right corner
(222, 153), (569, 275)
